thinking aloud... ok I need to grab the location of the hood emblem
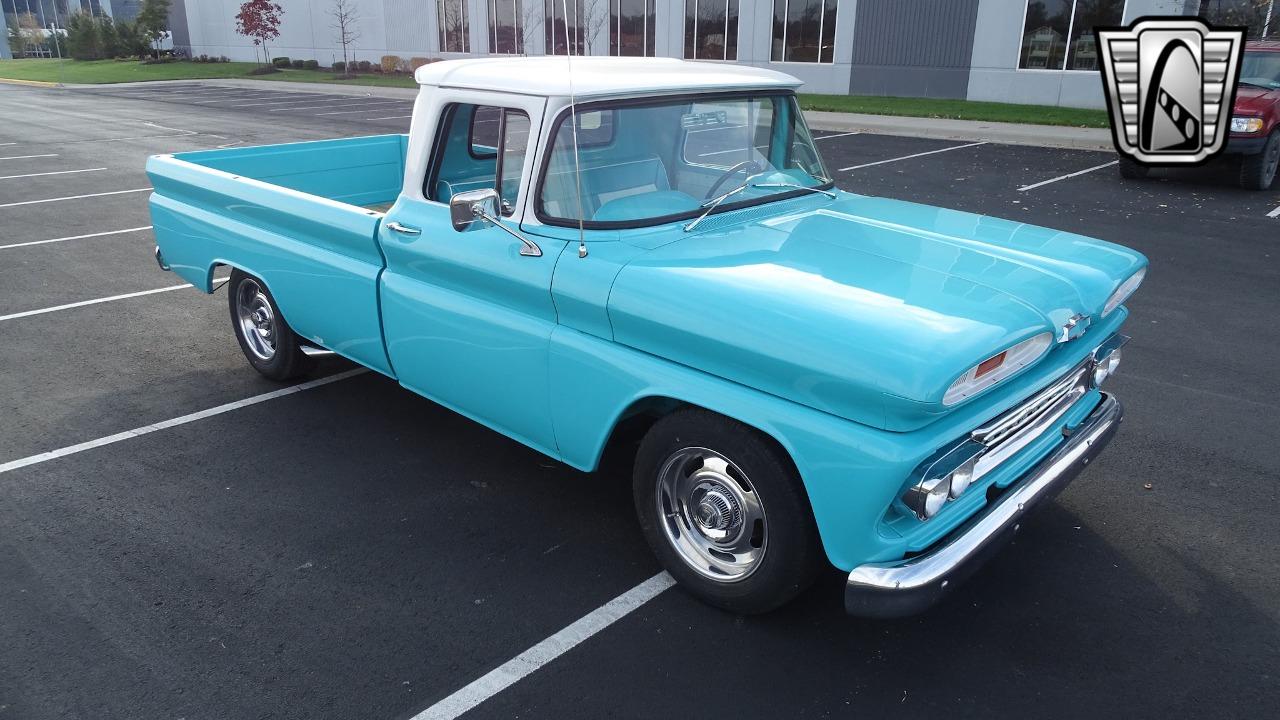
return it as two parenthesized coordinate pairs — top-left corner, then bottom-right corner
(1058, 313), (1091, 344)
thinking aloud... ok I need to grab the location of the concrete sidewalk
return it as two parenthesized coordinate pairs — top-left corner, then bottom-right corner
(804, 110), (1113, 151)
(61, 77), (1115, 152)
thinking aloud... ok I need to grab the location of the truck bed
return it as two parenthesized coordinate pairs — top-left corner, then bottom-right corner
(147, 134), (410, 377)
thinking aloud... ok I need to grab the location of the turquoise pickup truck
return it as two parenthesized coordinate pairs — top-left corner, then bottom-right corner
(148, 58), (1146, 617)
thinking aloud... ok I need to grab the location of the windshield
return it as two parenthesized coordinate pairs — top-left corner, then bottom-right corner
(1240, 50), (1280, 89)
(538, 94), (831, 227)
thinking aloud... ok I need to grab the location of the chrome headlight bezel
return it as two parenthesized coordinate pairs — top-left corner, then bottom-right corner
(1102, 267), (1146, 317)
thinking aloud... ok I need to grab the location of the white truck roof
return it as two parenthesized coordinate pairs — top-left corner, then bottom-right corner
(413, 57), (802, 99)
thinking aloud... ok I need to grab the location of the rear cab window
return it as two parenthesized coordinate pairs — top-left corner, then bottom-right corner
(427, 103), (531, 215)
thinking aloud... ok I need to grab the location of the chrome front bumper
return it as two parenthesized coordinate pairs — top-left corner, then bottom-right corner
(845, 392), (1123, 618)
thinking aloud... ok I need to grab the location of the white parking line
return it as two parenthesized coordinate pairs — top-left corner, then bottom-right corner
(814, 131), (861, 140)
(0, 278), (227, 323)
(193, 93), (293, 104)
(0, 153), (58, 161)
(839, 141), (989, 171)
(411, 572), (675, 720)
(0, 225), (152, 251)
(367, 115), (413, 121)
(0, 167), (106, 181)
(0, 142), (16, 147)
(220, 96), (348, 108)
(1017, 160), (1119, 192)
(315, 105), (413, 116)
(272, 101), (404, 113)
(0, 187), (151, 208)
(1267, 204), (1280, 218)
(0, 368), (369, 475)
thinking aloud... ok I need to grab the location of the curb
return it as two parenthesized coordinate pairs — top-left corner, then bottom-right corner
(0, 77), (59, 88)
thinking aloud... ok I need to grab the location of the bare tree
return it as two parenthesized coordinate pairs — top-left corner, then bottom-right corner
(582, 0), (608, 55)
(331, 0), (361, 76)
(519, 0), (543, 55)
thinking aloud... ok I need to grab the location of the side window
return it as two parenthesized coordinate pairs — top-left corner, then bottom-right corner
(428, 104), (530, 212)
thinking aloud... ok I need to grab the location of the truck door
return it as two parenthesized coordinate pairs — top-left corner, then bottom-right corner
(377, 98), (568, 458)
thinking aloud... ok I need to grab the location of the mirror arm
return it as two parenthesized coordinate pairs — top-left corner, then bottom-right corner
(473, 206), (542, 257)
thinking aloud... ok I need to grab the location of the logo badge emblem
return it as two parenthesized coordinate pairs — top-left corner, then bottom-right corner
(1097, 17), (1246, 165)
(1058, 313), (1091, 344)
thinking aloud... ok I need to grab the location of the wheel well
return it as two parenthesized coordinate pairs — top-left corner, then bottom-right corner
(595, 397), (801, 485)
(211, 262), (231, 292)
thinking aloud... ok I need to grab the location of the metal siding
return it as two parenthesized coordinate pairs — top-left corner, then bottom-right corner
(383, 0), (434, 53)
(851, 0), (979, 68)
(848, 0), (980, 98)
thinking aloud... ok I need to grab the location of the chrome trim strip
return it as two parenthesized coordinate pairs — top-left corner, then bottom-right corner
(846, 393), (1124, 618)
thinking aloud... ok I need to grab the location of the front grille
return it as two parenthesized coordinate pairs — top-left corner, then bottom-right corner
(969, 362), (1091, 480)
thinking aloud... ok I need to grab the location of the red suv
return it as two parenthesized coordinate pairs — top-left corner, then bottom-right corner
(1229, 40), (1280, 189)
(1120, 40), (1280, 189)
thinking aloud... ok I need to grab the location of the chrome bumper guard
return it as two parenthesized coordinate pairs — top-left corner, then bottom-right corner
(845, 392), (1123, 618)
(154, 246), (170, 272)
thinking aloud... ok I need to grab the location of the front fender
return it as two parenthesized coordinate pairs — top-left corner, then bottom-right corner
(548, 325), (925, 571)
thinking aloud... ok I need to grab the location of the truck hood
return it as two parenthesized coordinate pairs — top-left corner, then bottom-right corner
(607, 194), (1146, 430)
(1234, 85), (1280, 115)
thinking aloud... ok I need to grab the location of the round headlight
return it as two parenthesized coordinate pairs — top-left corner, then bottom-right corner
(949, 459), (975, 499)
(1107, 347), (1122, 375)
(921, 477), (950, 518)
(1093, 362), (1110, 387)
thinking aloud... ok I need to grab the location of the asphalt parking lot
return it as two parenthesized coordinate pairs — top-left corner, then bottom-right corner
(1, 81), (1277, 720)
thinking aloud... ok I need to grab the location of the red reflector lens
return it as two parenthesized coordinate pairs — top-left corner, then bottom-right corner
(975, 351), (1007, 378)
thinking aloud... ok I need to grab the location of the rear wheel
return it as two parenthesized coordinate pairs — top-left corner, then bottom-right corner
(632, 409), (823, 614)
(228, 269), (309, 381)
(1240, 130), (1280, 190)
(1118, 156), (1150, 179)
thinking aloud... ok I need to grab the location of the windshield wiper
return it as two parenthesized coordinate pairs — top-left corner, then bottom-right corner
(750, 182), (837, 199)
(684, 175), (763, 232)
(1239, 80), (1272, 89)
(684, 173), (837, 232)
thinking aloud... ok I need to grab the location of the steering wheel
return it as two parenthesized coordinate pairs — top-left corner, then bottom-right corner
(704, 160), (763, 201)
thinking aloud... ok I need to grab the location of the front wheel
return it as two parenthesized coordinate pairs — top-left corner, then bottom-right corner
(227, 269), (310, 381)
(633, 409), (823, 614)
(1239, 130), (1280, 190)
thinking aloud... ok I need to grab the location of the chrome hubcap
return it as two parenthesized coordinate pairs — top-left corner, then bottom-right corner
(655, 447), (766, 582)
(235, 279), (276, 361)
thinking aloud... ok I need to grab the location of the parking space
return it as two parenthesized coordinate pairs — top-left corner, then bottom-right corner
(1, 81), (1276, 720)
(80, 82), (419, 129)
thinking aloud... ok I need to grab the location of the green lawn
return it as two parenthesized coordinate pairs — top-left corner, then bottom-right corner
(797, 94), (1110, 128)
(0, 58), (1108, 127)
(0, 58), (418, 88)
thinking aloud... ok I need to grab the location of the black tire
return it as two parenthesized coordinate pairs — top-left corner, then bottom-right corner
(227, 269), (310, 381)
(632, 408), (823, 614)
(1118, 156), (1150, 179)
(1239, 130), (1280, 191)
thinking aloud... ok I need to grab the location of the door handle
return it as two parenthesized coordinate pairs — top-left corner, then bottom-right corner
(386, 221), (421, 235)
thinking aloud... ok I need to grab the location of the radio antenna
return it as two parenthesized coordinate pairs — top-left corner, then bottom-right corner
(561, 0), (588, 258)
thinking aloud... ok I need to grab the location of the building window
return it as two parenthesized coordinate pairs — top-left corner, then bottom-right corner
(771, 0), (837, 63)
(546, 0), (589, 55)
(611, 0), (655, 56)
(439, 0), (471, 53)
(684, 0), (739, 60)
(489, 0), (524, 54)
(1018, 0), (1126, 71)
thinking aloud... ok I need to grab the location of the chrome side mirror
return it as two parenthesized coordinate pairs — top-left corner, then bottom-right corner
(450, 188), (501, 232)
(447, 188), (542, 257)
